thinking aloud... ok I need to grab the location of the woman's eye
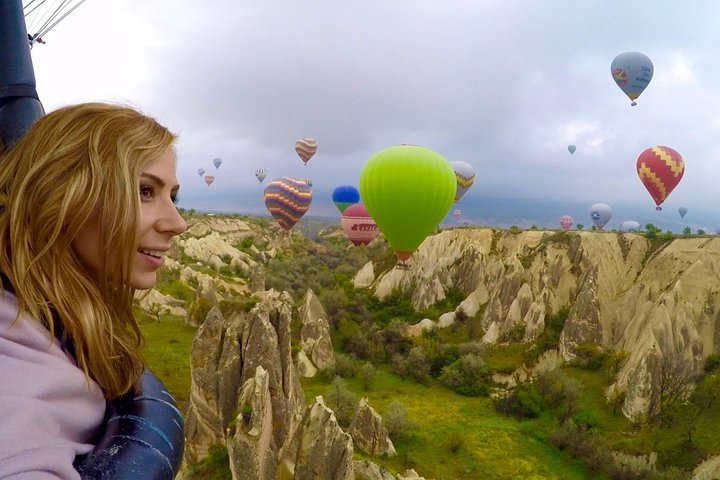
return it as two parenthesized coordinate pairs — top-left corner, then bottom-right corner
(171, 193), (180, 205)
(140, 185), (154, 200)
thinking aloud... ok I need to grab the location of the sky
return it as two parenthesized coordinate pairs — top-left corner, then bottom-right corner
(20, 0), (720, 232)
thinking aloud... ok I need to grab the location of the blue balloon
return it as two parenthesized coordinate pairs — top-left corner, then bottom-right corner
(620, 220), (640, 232)
(332, 185), (360, 214)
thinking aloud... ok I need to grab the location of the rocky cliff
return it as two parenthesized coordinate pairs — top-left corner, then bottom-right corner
(356, 228), (720, 420)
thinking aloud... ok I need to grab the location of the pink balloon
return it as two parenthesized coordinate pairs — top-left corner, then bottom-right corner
(341, 204), (379, 246)
(559, 215), (573, 230)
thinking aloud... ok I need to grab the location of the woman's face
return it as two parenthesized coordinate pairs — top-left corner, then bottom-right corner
(72, 148), (187, 289)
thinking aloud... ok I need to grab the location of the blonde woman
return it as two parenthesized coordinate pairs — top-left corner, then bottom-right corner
(0, 102), (187, 479)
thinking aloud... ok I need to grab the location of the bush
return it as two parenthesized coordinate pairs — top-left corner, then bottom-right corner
(494, 384), (545, 418)
(324, 376), (358, 427)
(573, 410), (600, 430)
(574, 342), (606, 370)
(704, 354), (720, 373)
(438, 353), (490, 397)
(383, 401), (417, 439)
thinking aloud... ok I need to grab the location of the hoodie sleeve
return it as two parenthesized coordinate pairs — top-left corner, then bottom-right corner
(0, 291), (106, 480)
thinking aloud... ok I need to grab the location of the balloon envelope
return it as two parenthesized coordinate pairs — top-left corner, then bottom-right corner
(197, 168), (205, 177)
(568, 145), (576, 155)
(590, 203), (612, 229)
(611, 52), (653, 105)
(213, 158), (222, 169)
(679, 206), (688, 218)
(255, 168), (267, 183)
(359, 145), (456, 262)
(559, 215), (573, 230)
(332, 185), (360, 214)
(620, 220), (641, 232)
(204, 175), (214, 186)
(263, 177), (312, 231)
(449, 161), (475, 202)
(295, 138), (317, 165)
(636, 146), (684, 209)
(341, 204), (378, 246)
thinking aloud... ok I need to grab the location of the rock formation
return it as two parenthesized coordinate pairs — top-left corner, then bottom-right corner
(183, 290), (306, 471)
(355, 229), (720, 420)
(348, 396), (396, 456)
(297, 289), (336, 376)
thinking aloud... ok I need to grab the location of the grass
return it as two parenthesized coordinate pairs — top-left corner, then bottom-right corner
(136, 310), (197, 412)
(302, 366), (602, 480)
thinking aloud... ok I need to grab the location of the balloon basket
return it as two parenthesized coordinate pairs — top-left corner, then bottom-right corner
(656, 206), (662, 211)
(395, 261), (411, 270)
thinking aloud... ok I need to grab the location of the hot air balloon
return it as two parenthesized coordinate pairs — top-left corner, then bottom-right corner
(295, 138), (317, 165)
(341, 204), (379, 246)
(197, 168), (205, 177)
(559, 215), (573, 230)
(590, 203), (612, 229)
(453, 209), (462, 218)
(359, 145), (456, 263)
(204, 175), (215, 186)
(255, 168), (267, 183)
(679, 206), (687, 218)
(636, 146), (684, 210)
(611, 52), (653, 106)
(449, 161), (475, 202)
(213, 158), (222, 169)
(568, 145), (576, 155)
(620, 220), (641, 232)
(263, 177), (312, 231)
(332, 185), (360, 214)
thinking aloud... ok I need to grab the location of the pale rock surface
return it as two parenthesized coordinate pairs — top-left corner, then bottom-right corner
(135, 289), (187, 317)
(405, 318), (436, 337)
(296, 350), (317, 378)
(353, 460), (395, 480)
(291, 396), (354, 480)
(397, 469), (427, 480)
(227, 366), (277, 480)
(369, 229), (720, 419)
(183, 291), (306, 474)
(298, 289), (336, 373)
(348, 396), (396, 456)
(353, 261), (376, 288)
(693, 454), (720, 480)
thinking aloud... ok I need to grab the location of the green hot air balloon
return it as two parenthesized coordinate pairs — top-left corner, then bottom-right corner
(359, 145), (456, 263)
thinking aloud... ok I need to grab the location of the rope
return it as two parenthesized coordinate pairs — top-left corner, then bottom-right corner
(23, 0), (88, 46)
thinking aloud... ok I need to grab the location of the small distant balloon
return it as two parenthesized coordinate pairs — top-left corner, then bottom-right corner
(197, 168), (205, 177)
(449, 161), (475, 202)
(679, 206), (687, 218)
(332, 185), (360, 214)
(213, 158), (222, 169)
(559, 215), (573, 230)
(341, 204), (379, 246)
(263, 177), (312, 231)
(636, 146), (684, 210)
(453, 209), (462, 218)
(295, 138), (317, 165)
(611, 52), (653, 106)
(204, 175), (215, 186)
(620, 220), (641, 232)
(568, 145), (576, 155)
(590, 203), (612, 229)
(255, 168), (267, 183)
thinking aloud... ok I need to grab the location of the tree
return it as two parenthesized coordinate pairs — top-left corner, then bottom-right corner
(692, 372), (720, 408)
(683, 226), (691, 236)
(383, 401), (417, 438)
(651, 353), (695, 425)
(325, 376), (358, 427)
(576, 224), (584, 230)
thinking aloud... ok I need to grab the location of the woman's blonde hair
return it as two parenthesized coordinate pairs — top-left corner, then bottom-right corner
(0, 102), (176, 399)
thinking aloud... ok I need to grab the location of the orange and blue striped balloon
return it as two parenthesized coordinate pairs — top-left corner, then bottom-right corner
(263, 177), (312, 230)
(636, 146), (684, 210)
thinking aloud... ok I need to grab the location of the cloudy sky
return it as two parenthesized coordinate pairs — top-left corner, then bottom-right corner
(20, 0), (720, 231)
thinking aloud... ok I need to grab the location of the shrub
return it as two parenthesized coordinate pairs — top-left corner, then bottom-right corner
(383, 401), (417, 439)
(324, 376), (358, 427)
(573, 410), (600, 430)
(494, 384), (544, 418)
(704, 354), (720, 373)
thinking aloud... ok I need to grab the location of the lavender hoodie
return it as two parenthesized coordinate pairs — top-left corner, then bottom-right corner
(0, 290), (106, 479)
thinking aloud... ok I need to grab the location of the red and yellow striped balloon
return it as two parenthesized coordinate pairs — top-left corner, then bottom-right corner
(295, 138), (317, 165)
(636, 146), (684, 209)
(263, 177), (312, 231)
